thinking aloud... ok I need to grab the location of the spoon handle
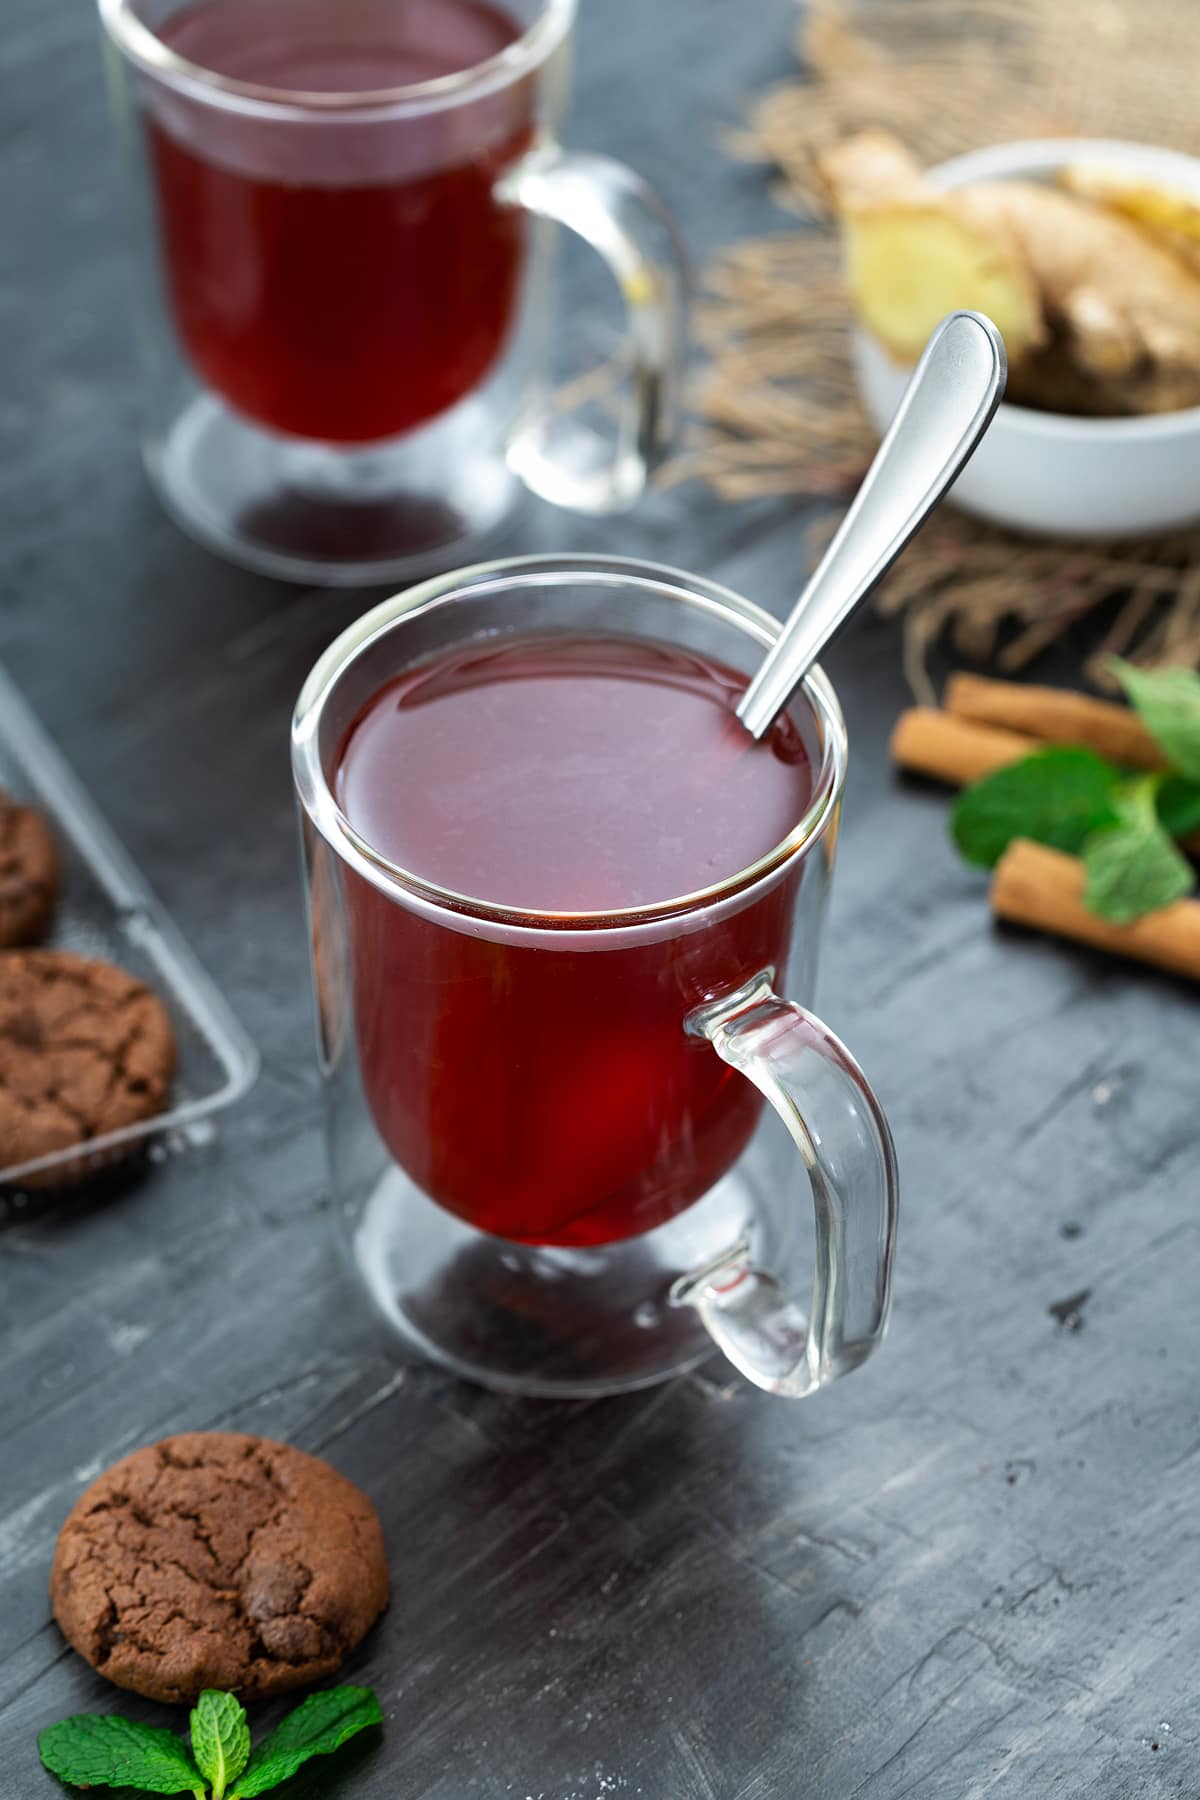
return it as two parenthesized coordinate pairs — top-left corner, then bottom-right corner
(736, 311), (1006, 741)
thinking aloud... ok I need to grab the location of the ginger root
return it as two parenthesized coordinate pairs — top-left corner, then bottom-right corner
(820, 132), (1200, 416)
(820, 134), (1043, 363)
(1060, 163), (1200, 277)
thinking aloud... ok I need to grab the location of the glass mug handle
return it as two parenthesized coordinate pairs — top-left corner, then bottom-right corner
(674, 972), (899, 1398)
(495, 144), (687, 513)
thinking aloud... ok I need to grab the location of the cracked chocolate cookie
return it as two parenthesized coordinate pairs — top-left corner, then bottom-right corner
(0, 788), (59, 946)
(50, 1432), (389, 1704)
(0, 950), (175, 1183)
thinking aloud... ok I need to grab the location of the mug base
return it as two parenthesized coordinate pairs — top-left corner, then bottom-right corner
(144, 388), (524, 586)
(348, 1148), (784, 1398)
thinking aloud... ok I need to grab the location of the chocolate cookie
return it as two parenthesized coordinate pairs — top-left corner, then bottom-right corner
(0, 788), (59, 946)
(51, 1433), (389, 1704)
(0, 950), (175, 1183)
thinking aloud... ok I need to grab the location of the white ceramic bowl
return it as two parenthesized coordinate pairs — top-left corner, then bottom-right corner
(852, 138), (1200, 538)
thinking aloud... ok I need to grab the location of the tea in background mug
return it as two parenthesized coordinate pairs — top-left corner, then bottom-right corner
(292, 557), (899, 1398)
(98, 0), (687, 582)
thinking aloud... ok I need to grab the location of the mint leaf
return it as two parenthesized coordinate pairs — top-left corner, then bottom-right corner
(1083, 778), (1195, 923)
(191, 1691), (250, 1799)
(38, 1715), (203, 1795)
(1109, 657), (1200, 782)
(951, 746), (1121, 869)
(1157, 772), (1200, 841)
(230, 1687), (382, 1798)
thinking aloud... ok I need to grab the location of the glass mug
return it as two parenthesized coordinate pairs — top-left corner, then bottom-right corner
(98, 0), (687, 583)
(292, 557), (898, 1398)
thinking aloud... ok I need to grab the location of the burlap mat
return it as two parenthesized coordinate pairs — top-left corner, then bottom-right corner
(667, 0), (1200, 698)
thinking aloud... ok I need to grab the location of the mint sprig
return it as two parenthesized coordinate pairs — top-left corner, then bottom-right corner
(951, 660), (1200, 923)
(38, 1686), (381, 1800)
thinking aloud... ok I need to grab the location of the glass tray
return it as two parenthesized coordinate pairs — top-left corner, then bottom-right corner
(0, 660), (259, 1190)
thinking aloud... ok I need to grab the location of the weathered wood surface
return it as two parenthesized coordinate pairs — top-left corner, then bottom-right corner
(2, 1), (1197, 1795)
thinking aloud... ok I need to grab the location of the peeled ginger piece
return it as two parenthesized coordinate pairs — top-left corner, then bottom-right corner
(820, 132), (1043, 362)
(842, 205), (1043, 363)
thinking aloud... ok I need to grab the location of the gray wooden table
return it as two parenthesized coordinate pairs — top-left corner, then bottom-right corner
(3, 1), (1198, 1795)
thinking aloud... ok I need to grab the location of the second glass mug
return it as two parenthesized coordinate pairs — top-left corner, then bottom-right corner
(293, 556), (899, 1398)
(97, 0), (687, 583)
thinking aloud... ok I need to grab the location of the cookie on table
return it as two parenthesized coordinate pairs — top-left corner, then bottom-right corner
(0, 950), (175, 1184)
(0, 787), (60, 946)
(51, 1432), (389, 1704)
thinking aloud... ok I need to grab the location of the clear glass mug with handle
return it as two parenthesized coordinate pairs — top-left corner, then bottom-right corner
(292, 556), (898, 1398)
(97, 0), (686, 584)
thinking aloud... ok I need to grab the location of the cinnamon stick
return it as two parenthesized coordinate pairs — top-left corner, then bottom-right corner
(889, 708), (1039, 785)
(945, 673), (1162, 771)
(992, 840), (1200, 982)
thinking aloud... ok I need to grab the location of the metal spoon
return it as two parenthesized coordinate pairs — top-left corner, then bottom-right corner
(737, 311), (1007, 740)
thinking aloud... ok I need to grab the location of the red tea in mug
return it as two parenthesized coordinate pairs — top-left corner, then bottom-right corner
(334, 635), (814, 1248)
(148, 0), (532, 443)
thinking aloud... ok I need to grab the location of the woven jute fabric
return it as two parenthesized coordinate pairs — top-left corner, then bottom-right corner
(667, 0), (1200, 697)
